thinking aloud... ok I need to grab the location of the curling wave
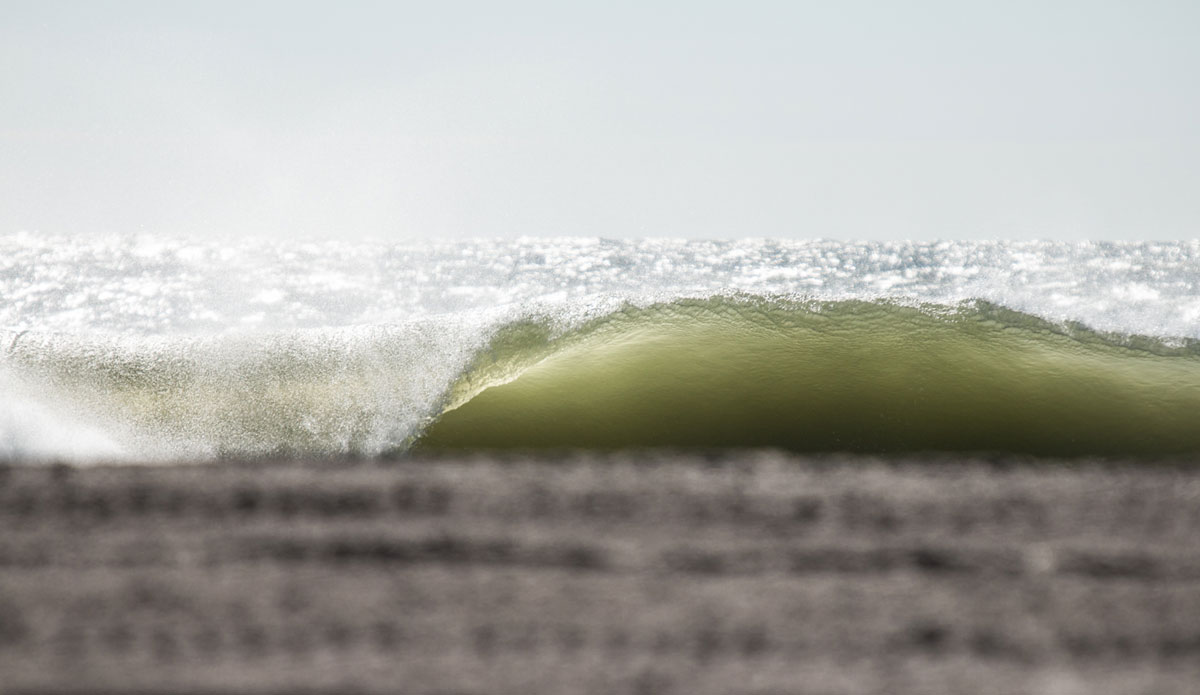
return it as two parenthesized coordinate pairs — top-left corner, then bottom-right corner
(5, 296), (1200, 461)
(417, 296), (1200, 457)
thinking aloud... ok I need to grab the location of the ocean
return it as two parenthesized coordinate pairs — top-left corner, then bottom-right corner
(4, 234), (1200, 462)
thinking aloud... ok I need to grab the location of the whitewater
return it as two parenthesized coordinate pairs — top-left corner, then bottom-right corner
(4, 233), (1200, 462)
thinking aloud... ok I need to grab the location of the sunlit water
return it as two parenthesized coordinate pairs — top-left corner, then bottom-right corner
(4, 233), (1200, 462)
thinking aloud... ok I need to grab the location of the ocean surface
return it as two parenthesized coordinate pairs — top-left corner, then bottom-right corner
(4, 233), (1200, 463)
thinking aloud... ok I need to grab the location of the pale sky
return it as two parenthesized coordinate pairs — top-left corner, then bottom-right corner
(3, 1), (1198, 240)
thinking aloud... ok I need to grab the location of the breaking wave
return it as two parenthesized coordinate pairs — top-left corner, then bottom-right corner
(5, 295), (1200, 461)
(418, 296), (1200, 457)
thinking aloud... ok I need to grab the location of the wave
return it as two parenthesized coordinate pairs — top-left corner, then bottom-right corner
(5, 295), (1200, 461)
(416, 296), (1200, 457)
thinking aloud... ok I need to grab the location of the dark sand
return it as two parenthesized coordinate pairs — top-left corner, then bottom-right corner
(3, 451), (1200, 694)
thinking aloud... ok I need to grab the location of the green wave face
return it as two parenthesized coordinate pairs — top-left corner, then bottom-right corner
(417, 298), (1200, 456)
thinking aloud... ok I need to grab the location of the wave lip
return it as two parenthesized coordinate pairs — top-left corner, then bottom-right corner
(417, 296), (1200, 457)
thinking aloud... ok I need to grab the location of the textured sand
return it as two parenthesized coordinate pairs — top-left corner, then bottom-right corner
(2, 452), (1200, 694)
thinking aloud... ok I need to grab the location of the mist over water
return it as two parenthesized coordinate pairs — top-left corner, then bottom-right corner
(3, 234), (1200, 462)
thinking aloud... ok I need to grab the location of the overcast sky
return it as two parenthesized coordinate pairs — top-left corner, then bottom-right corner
(3, 1), (1199, 240)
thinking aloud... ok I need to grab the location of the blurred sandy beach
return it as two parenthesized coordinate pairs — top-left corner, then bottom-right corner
(3, 452), (1199, 694)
